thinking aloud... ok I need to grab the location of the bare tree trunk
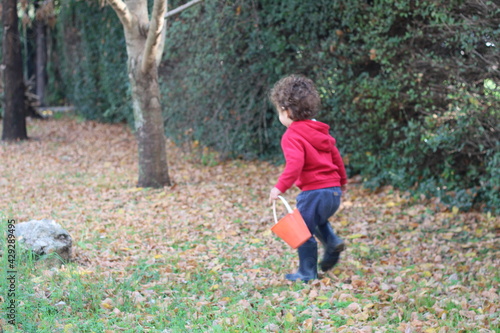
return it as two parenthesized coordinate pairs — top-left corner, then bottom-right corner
(107, 0), (203, 187)
(108, 0), (171, 188)
(130, 64), (171, 187)
(2, 0), (28, 141)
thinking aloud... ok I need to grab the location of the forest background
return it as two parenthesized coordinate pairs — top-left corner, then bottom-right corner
(1, 0), (499, 211)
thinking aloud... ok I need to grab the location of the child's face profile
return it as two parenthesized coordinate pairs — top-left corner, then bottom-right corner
(278, 108), (293, 128)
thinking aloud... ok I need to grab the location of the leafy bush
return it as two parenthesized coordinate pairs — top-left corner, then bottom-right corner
(55, 0), (132, 124)
(317, 0), (499, 211)
(51, 0), (499, 211)
(162, 0), (348, 159)
(163, 0), (499, 211)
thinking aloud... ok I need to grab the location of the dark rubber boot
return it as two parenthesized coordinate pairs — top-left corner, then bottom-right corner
(285, 242), (318, 282)
(315, 223), (345, 272)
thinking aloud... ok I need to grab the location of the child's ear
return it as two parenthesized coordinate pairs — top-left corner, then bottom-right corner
(284, 108), (292, 119)
(278, 106), (292, 119)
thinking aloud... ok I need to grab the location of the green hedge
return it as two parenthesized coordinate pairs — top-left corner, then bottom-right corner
(315, 0), (500, 211)
(163, 0), (499, 211)
(53, 0), (499, 211)
(162, 0), (351, 159)
(56, 0), (132, 123)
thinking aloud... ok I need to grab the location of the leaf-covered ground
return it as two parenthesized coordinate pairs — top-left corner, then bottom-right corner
(0, 117), (499, 332)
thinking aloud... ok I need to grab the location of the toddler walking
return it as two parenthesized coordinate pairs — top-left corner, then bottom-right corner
(269, 74), (347, 282)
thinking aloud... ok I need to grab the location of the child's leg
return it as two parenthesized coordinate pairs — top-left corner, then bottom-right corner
(316, 223), (343, 271)
(297, 187), (344, 272)
(284, 190), (320, 282)
(285, 238), (317, 282)
(296, 187), (341, 235)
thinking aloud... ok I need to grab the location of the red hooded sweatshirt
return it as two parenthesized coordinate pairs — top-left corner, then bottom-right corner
(275, 120), (347, 193)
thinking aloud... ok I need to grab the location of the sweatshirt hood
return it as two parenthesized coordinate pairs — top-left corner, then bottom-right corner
(289, 120), (335, 151)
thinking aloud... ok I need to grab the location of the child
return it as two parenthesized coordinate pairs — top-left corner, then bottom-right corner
(268, 74), (347, 282)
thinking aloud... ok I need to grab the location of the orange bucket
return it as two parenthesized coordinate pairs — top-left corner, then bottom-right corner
(271, 196), (312, 249)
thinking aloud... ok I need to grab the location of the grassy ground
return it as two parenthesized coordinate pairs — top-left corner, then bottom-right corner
(0, 117), (498, 332)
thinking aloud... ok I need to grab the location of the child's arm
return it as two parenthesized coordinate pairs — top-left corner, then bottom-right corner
(275, 137), (305, 193)
(331, 144), (347, 187)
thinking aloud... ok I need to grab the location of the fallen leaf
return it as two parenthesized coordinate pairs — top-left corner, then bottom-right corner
(100, 298), (114, 310)
(285, 312), (295, 322)
(348, 234), (366, 239)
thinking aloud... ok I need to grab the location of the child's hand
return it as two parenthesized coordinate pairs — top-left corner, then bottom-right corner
(269, 187), (282, 205)
(341, 184), (348, 194)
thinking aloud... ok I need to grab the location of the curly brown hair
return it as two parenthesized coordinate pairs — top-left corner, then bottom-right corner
(269, 74), (321, 121)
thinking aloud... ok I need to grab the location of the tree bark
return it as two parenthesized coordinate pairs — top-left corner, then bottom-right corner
(130, 67), (171, 187)
(108, 0), (171, 188)
(2, 0), (28, 141)
(107, 0), (203, 187)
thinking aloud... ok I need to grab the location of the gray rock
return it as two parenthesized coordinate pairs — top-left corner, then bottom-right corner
(14, 219), (72, 265)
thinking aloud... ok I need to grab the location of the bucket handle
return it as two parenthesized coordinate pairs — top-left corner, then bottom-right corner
(272, 195), (294, 224)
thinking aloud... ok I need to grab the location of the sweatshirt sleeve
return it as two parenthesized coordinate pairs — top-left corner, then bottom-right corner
(331, 144), (348, 186)
(275, 134), (305, 193)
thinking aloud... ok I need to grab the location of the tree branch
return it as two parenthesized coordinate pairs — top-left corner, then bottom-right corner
(107, 0), (133, 28)
(472, 49), (500, 74)
(164, 0), (203, 19)
(142, 0), (167, 73)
